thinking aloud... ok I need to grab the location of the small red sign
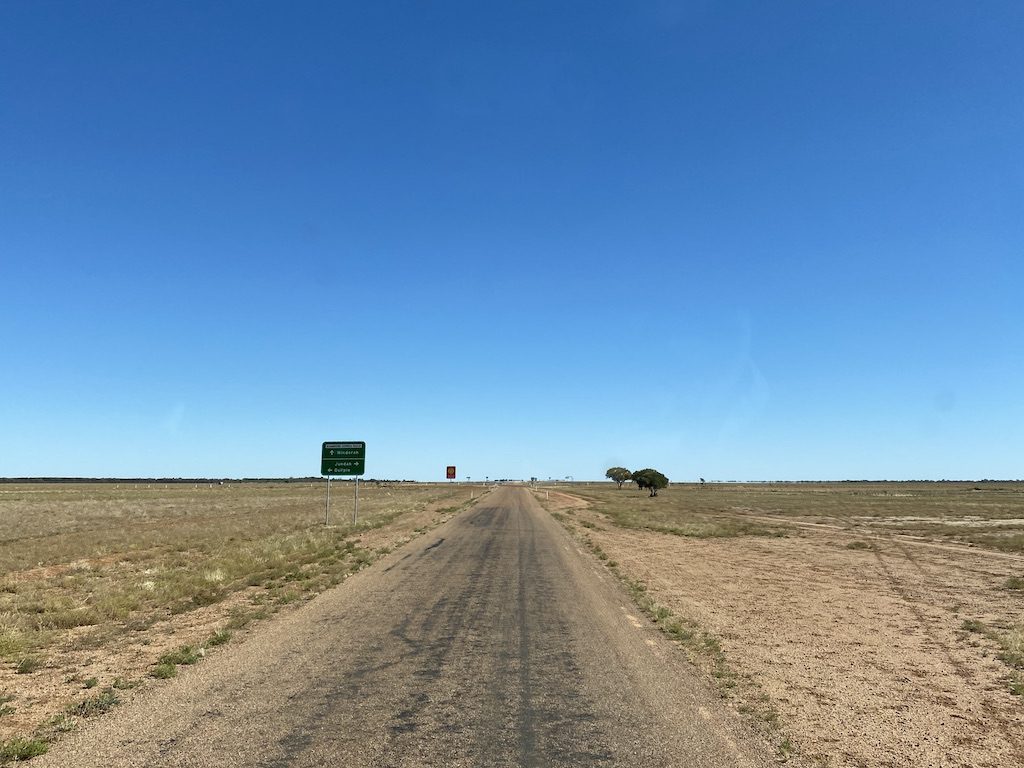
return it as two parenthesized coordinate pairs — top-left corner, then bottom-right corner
(446, 465), (457, 480)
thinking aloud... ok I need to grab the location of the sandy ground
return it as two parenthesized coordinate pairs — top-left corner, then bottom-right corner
(544, 491), (1024, 768)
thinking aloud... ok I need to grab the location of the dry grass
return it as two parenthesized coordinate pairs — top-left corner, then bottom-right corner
(0, 481), (477, 754)
(563, 480), (1024, 551)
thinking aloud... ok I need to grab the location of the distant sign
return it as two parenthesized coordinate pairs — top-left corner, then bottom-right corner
(322, 441), (366, 476)
(446, 465), (457, 480)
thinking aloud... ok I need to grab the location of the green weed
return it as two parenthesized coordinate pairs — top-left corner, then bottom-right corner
(961, 619), (986, 634)
(778, 737), (795, 760)
(159, 645), (201, 666)
(15, 656), (41, 674)
(150, 662), (177, 679)
(67, 688), (118, 717)
(0, 627), (26, 659)
(0, 737), (49, 761)
(207, 630), (232, 647)
(42, 713), (77, 734)
(1003, 575), (1024, 590)
(958, 619), (1024, 696)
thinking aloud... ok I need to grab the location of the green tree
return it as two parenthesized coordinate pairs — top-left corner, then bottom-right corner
(632, 468), (669, 497)
(605, 467), (632, 489)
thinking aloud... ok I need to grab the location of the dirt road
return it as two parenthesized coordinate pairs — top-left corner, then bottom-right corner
(36, 487), (772, 768)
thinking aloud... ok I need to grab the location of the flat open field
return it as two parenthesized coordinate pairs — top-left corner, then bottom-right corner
(537, 482), (1024, 767)
(0, 481), (481, 758)
(28, 487), (775, 768)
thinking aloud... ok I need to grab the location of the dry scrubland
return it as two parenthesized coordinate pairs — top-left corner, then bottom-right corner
(0, 481), (480, 761)
(538, 482), (1024, 768)
(4, 480), (1022, 767)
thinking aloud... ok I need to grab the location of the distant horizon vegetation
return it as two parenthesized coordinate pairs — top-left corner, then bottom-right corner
(1, 477), (1021, 485)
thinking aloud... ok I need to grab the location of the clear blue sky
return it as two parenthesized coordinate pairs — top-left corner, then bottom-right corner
(2, 2), (1022, 481)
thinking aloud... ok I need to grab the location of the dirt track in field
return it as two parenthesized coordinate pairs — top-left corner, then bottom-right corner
(33, 487), (774, 768)
(545, 491), (1024, 768)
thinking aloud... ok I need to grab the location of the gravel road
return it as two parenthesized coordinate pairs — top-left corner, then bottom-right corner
(38, 487), (773, 767)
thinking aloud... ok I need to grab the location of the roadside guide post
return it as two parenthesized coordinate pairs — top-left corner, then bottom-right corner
(321, 441), (366, 526)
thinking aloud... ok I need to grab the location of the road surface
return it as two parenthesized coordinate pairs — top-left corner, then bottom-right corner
(39, 487), (773, 767)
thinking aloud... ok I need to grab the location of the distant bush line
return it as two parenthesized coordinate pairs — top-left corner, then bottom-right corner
(0, 477), (420, 484)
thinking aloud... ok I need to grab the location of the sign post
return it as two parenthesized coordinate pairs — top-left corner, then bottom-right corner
(321, 441), (366, 526)
(446, 465), (457, 481)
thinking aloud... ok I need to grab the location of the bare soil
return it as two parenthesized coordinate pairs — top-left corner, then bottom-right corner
(543, 487), (1024, 768)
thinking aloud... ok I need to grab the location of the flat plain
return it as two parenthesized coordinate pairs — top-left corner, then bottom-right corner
(539, 481), (1024, 767)
(28, 487), (774, 768)
(4, 480), (1024, 767)
(0, 481), (477, 758)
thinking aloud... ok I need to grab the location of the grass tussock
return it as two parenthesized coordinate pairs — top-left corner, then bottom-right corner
(961, 618), (986, 634)
(0, 737), (48, 761)
(66, 688), (119, 718)
(14, 656), (42, 675)
(958, 618), (1024, 696)
(37, 713), (76, 738)
(207, 629), (231, 646)
(998, 627), (1024, 696)
(159, 645), (201, 666)
(0, 626), (27, 660)
(150, 662), (177, 679)
(150, 644), (206, 678)
(1003, 575), (1024, 591)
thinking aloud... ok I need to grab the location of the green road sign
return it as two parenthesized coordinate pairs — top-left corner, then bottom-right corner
(321, 441), (365, 476)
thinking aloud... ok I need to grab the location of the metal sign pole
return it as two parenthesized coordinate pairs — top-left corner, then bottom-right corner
(353, 477), (359, 525)
(326, 476), (331, 526)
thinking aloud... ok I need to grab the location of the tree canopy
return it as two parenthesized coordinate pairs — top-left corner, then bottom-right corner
(605, 467), (632, 489)
(632, 468), (669, 497)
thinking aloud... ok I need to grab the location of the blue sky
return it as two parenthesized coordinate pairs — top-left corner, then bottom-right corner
(2, 1), (1022, 481)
